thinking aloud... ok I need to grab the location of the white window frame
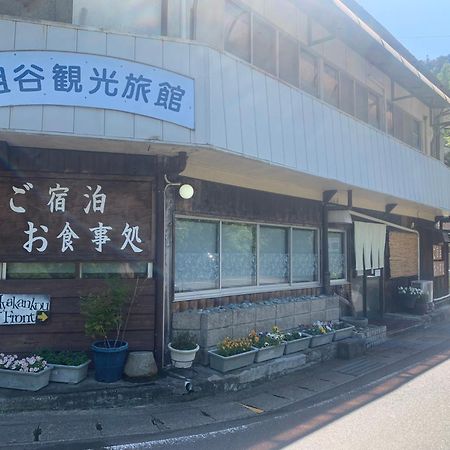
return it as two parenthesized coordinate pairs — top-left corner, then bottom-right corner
(174, 215), (321, 301)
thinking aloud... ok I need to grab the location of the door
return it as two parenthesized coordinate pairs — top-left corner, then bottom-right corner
(365, 269), (383, 319)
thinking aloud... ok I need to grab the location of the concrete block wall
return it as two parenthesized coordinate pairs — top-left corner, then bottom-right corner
(171, 295), (341, 364)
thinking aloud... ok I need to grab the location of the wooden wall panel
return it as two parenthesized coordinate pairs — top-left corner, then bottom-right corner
(0, 279), (155, 353)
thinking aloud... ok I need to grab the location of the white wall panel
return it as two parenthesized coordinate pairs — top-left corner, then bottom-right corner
(279, 84), (296, 168)
(208, 49), (227, 149)
(314, 102), (329, 179)
(252, 71), (271, 161)
(10, 106), (43, 131)
(43, 106), (74, 133)
(189, 44), (209, 145)
(291, 91), (309, 173)
(0, 19), (14, 51)
(265, 76), (284, 165)
(302, 95), (319, 175)
(221, 55), (242, 154)
(46, 26), (77, 52)
(0, 107), (10, 129)
(237, 63), (258, 158)
(15, 22), (46, 50)
(162, 41), (191, 144)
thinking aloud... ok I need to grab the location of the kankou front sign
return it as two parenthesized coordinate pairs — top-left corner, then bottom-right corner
(0, 293), (50, 325)
(0, 51), (195, 129)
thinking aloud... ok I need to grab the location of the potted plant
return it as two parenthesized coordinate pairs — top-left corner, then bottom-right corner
(249, 326), (286, 363)
(397, 286), (423, 310)
(37, 350), (90, 384)
(0, 353), (52, 391)
(81, 280), (135, 383)
(301, 321), (335, 347)
(332, 322), (355, 341)
(282, 329), (312, 354)
(168, 332), (199, 368)
(208, 336), (257, 373)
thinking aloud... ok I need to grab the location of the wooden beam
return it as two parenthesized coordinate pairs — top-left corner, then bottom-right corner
(323, 190), (338, 204)
(385, 203), (397, 214)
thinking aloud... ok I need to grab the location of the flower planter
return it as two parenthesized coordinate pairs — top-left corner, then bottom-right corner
(49, 360), (90, 384)
(284, 334), (312, 354)
(208, 347), (258, 373)
(91, 340), (128, 383)
(168, 343), (199, 369)
(254, 343), (286, 363)
(333, 325), (355, 341)
(0, 366), (52, 391)
(308, 332), (334, 347)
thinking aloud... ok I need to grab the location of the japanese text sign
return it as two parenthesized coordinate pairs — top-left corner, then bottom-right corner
(0, 177), (152, 261)
(0, 293), (50, 326)
(0, 51), (194, 129)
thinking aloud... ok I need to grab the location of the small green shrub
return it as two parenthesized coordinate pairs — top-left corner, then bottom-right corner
(37, 350), (89, 366)
(171, 332), (198, 351)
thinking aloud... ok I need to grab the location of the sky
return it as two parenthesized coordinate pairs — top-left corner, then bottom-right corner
(355, 0), (450, 61)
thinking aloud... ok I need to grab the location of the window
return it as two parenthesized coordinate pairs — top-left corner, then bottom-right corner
(279, 33), (299, 87)
(368, 92), (380, 129)
(339, 72), (355, 116)
(323, 64), (339, 108)
(175, 219), (219, 292)
(355, 83), (369, 123)
(259, 226), (289, 284)
(328, 231), (346, 281)
(73, 0), (162, 36)
(174, 218), (320, 295)
(222, 222), (256, 288)
(300, 50), (319, 97)
(389, 103), (423, 150)
(81, 262), (148, 279)
(224, 1), (251, 62)
(252, 16), (277, 75)
(292, 229), (319, 282)
(386, 102), (394, 136)
(167, 0), (195, 39)
(6, 262), (76, 279)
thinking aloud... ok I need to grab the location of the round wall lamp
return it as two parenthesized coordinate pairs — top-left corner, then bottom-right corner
(179, 183), (194, 200)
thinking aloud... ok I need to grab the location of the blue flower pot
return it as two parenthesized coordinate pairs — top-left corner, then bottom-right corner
(91, 340), (128, 383)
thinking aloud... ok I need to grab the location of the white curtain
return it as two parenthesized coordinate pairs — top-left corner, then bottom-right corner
(354, 221), (387, 271)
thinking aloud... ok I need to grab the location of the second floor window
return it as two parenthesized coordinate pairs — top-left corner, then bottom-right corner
(323, 64), (339, 108)
(224, 0), (251, 62)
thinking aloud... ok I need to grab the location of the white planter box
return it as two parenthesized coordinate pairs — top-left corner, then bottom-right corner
(254, 343), (286, 363)
(333, 325), (355, 341)
(49, 361), (90, 384)
(309, 332), (335, 347)
(0, 366), (52, 391)
(208, 348), (257, 373)
(284, 334), (312, 354)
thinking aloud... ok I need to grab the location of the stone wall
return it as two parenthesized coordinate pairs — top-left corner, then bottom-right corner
(355, 325), (387, 349)
(171, 295), (341, 364)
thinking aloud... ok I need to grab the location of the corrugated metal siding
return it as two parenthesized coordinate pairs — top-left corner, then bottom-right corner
(0, 19), (449, 210)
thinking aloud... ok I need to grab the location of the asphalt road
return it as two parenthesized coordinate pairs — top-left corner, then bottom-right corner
(104, 340), (450, 450)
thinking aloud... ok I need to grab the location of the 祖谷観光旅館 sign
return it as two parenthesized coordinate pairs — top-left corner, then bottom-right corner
(0, 51), (195, 129)
(0, 293), (50, 325)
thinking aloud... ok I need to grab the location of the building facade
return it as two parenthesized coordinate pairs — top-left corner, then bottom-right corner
(1, 0), (449, 366)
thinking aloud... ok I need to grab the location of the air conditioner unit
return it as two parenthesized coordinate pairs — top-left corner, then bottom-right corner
(411, 280), (433, 302)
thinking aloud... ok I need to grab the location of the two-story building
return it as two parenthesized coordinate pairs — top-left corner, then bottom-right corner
(1, 0), (449, 367)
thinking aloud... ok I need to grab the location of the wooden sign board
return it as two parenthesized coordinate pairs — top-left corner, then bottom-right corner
(0, 293), (50, 325)
(0, 176), (152, 261)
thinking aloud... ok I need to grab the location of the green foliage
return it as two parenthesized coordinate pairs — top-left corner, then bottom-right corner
(170, 331), (198, 350)
(37, 350), (89, 366)
(81, 280), (133, 347)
